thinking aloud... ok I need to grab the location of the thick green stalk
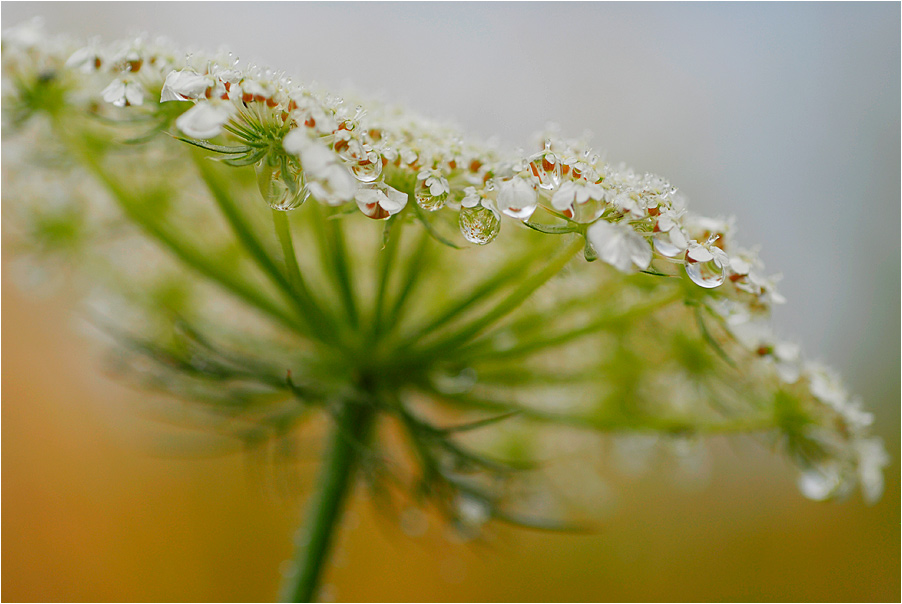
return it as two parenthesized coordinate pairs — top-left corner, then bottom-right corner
(280, 401), (376, 603)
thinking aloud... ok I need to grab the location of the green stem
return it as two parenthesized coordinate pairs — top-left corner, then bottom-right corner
(280, 401), (376, 603)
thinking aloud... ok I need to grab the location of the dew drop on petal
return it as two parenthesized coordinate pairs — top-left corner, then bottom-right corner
(500, 202), (537, 220)
(528, 148), (562, 191)
(350, 149), (382, 182)
(415, 178), (448, 211)
(685, 257), (726, 288)
(256, 160), (308, 211)
(459, 204), (501, 245)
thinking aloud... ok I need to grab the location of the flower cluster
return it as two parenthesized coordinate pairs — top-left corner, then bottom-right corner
(1, 21), (887, 509)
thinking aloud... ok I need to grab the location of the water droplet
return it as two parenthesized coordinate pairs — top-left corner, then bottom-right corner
(415, 176), (449, 211)
(685, 257), (725, 288)
(256, 160), (308, 211)
(501, 202), (537, 220)
(350, 150), (382, 183)
(527, 147), (562, 190)
(459, 204), (500, 245)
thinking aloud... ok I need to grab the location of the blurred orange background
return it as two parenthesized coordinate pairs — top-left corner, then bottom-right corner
(3, 3), (899, 602)
(3, 281), (898, 601)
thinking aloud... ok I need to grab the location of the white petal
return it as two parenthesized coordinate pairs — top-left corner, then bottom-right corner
(101, 79), (127, 106)
(550, 181), (576, 211)
(175, 102), (232, 139)
(687, 244), (714, 263)
(161, 69), (210, 102)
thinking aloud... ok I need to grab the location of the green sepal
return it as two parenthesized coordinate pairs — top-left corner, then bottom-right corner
(523, 221), (581, 235)
(172, 135), (253, 155)
(219, 148), (267, 166)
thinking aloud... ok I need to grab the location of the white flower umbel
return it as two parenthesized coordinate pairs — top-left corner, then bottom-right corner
(2, 25), (888, 603)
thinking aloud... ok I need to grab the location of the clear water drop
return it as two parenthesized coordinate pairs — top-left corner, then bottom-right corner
(527, 147), (562, 191)
(415, 177), (449, 211)
(459, 205), (501, 245)
(350, 150), (382, 183)
(500, 202), (537, 220)
(255, 160), (308, 211)
(685, 257), (726, 288)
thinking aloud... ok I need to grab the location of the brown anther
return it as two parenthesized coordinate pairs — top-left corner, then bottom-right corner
(448, 160), (457, 170)
(304, 117), (316, 128)
(287, 99), (297, 112)
(541, 157), (555, 171)
(127, 59), (143, 72)
(729, 273), (745, 282)
(561, 164), (570, 175)
(241, 92), (254, 103)
(647, 206), (660, 217)
(254, 94), (266, 103)
(266, 97), (278, 108)
(469, 159), (482, 172)
(220, 93), (229, 100)
(382, 157), (389, 167)
(204, 87), (213, 99)
(224, 82), (231, 92)
(93, 57), (102, 70)
(563, 208), (574, 219)
(369, 128), (382, 140)
(756, 345), (773, 356)
(653, 221), (661, 233)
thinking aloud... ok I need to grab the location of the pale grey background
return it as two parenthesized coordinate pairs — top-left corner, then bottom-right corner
(3, 2), (899, 437)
